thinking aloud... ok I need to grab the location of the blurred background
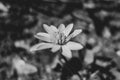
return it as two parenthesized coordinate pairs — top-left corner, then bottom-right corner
(0, 0), (120, 80)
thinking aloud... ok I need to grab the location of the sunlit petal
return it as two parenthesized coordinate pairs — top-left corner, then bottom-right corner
(50, 25), (58, 32)
(63, 23), (73, 37)
(66, 29), (82, 41)
(66, 41), (83, 50)
(43, 24), (53, 34)
(58, 24), (65, 32)
(62, 45), (72, 58)
(36, 32), (50, 38)
(71, 29), (82, 38)
(51, 45), (61, 52)
(35, 32), (52, 42)
(30, 43), (54, 52)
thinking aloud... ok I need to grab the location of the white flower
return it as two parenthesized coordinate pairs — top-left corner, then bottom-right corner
(30, 23), (83, 58)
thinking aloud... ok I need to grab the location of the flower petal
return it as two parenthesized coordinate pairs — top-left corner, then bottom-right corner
(63, 23), (73, 37)
(66, 29), (82, 41)
(30, 43), (54, 52)
(71, 29), (82, 38)
(35, 32), (52, 42)
(50, 25), (58, 32)
(66, 41), (83, 50)
(51, 45), (61, 52)
(43, 24), (53, 34)
(58, 24), (65, 32)
(62, 45), (72, 58)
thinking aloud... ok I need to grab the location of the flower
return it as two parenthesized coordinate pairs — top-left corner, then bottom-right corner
(30, 23), (83, 58)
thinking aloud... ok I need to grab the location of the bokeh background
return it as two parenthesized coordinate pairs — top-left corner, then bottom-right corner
(0, 0), (120, 80)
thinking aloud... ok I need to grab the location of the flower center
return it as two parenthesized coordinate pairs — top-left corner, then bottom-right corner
(57, 32), (66, 45)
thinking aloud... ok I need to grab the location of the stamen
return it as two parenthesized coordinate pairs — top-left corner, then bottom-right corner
(56, 32), (66, 45)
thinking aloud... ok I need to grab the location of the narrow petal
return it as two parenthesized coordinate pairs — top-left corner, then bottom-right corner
(36, 32), (50, 38)
(66, 41), (83, 50)
(51, 45), (61, 52)
(30, 43), (54, 52)
(66, 29), (82, 41)
(58, 24), (65, 32)
(43, 24), (53, 34)
(71, 29), (82, 38)
(35, 32), (51, 42)
(63, 23), (73, 37)
(62, 45), (72, 58)
(50, 25), (58, 32)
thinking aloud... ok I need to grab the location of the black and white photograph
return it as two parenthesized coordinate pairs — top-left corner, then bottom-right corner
(0, 0), (120, 80)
